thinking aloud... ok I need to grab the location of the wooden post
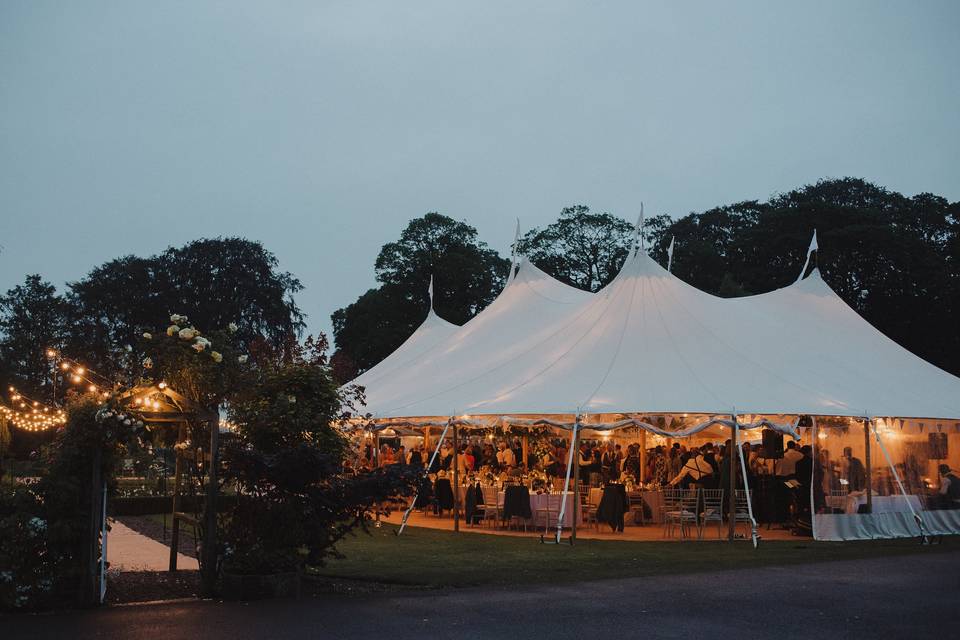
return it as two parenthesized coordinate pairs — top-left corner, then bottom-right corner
(452, 421), (460, 532)
(639, 431), (647, 483)
(522, 432), (529, 471)
(169, 422), (185, 572)
(571, 422), (581, 544)
(864, 417), (872, 514)
(424, 426), (431, 453)
(201, 414), (219, 597)
(728, 417), (737, 541)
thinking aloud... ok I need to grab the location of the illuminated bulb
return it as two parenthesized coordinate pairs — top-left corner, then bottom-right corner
(89, 385), (97, 393)
(75, 367), (85, 375)
(61, 362), (70, 370)
(46, 349), (56, 358)
(72, 375), (81, 383)
(158, 381), (167, 389)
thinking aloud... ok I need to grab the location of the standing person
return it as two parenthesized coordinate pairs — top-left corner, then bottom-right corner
(651, 446), (669, 486)
(841, 446), (866, 491)
(777, 440), (804, 479)
(668, 444), (682, 479)
(407, 445), (423, 468)
(601, 443), (618, 484)
(938, 465), (960, 509)
(496, 441), (516, 469)
(396, 445), (406, 466)
(578, 442), (592, 483)
(622, 445), (642, 483)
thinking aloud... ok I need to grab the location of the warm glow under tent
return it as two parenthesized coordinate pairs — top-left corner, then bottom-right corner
(352, 243), (960, 542)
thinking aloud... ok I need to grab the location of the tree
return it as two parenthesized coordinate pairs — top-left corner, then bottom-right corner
(332, 213), (508, 380)
(0, 275), (69, 401)
(516, 205), (635, 292)
(65, 238), (304, 381)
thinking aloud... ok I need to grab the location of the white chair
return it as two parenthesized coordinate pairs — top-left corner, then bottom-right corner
(662, 488), (698, 539)
(699, 489), (724, 539)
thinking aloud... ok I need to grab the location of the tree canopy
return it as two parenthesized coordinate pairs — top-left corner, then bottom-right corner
(331, 213), (509, 380)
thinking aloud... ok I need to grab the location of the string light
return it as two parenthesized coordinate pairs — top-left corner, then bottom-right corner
(2, 387), (66, 432)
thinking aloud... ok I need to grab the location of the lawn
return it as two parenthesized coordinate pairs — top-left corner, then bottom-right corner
(311, 524), (956, 588)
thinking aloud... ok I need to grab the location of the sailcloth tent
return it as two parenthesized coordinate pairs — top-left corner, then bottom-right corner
(358, 244), (960, 542)
(348, 306), (459, 391)
(365, 249), (960, 420)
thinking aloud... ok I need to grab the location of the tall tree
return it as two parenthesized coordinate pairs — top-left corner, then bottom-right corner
(332, 213), (508, 380)
(515, 205), (636, 292)
(0, 275), (69, 401)
(65, 238), (304, 380)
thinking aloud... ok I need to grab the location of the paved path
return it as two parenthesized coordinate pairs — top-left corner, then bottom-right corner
(5, 551), (959, 639)
(107, 519), (198, 572)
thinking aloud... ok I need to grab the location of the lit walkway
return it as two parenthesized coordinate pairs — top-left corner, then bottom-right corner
(107, 519), (198, 571)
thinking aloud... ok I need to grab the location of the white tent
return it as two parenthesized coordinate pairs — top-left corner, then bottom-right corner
(358, 257), (594, 417)
(348, 306), (459, 391)
(365, 249), (960, 421)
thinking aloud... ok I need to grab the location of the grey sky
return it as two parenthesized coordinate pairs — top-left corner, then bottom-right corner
(2, 1), (958, 340)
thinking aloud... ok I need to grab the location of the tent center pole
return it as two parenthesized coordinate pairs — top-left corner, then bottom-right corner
(863, 417), (873, 514)
(728, 414), (737, 541)
(453, 420), (460, 532)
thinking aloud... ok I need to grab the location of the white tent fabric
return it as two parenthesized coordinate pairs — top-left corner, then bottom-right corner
(348, 308), (459, 390)
(357, 257), (593, 416)
(363, 249), (960, 421)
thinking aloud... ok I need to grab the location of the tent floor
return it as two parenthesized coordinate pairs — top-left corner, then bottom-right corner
(380, 510), (808, 542)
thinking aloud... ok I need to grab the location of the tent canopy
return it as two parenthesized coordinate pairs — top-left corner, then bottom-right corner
(356, 250), (960, 423)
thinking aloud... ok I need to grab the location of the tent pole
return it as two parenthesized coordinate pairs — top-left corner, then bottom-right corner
(397, 421), (451, 536)
(728, 414), (737, 541)
(554, 415), (579, 544)
(453, 421), (460, 532)
(522, 431), (529, 471)
(571, 424), (581, 545)
(863, 417), (873, 514)
(640, 430), (647, 482)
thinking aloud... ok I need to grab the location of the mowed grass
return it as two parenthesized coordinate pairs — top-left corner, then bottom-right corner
(312, 524), (956, 588)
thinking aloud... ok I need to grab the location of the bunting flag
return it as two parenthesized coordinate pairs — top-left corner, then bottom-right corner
(667, 235), (676, 272)
(795, 229), (818, 284)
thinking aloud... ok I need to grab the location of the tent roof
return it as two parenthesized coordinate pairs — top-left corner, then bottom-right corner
(348, 308), (459, 389)
(363, 250), (960, 421)
(358, 257), (593, 414)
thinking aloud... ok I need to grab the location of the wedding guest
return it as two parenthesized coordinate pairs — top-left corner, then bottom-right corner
(668, 447), (713, 489)
(938, 464), (960, 509)
(841, 446), (866, 491)
(496, 441), (517, 468)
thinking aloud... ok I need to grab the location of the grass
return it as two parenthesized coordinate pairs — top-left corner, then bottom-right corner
(311, 524), (956, 589)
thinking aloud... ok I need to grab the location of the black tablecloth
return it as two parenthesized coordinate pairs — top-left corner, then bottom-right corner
(434, 478), (454, 512)
(503, 485), (532, 520)
(597, 484), (628, 531)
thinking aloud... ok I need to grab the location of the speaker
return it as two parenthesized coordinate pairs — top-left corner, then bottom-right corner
(762, 429), (784, 459)
(929, 432), (948, 459)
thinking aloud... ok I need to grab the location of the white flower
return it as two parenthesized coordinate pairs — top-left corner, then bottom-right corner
(124, 344), (133, 353)
(191, 342), (206, 352)
(167, 325), (180, 336)
(178, 327), (197, 340)
(170, 313), (188, 324)
(142, 357), (153, 369)
(287, 395), (297, 404)
(124, 419), (132, 426)
(194, 336), (211, 349)
(142, 332), (152, 340)
(228, 322), (238, 333)
(210, 351), (223, 363)
(238, 355), (249, 364)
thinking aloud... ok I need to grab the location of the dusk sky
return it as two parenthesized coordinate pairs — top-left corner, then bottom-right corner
(2, 1), (958, 339)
